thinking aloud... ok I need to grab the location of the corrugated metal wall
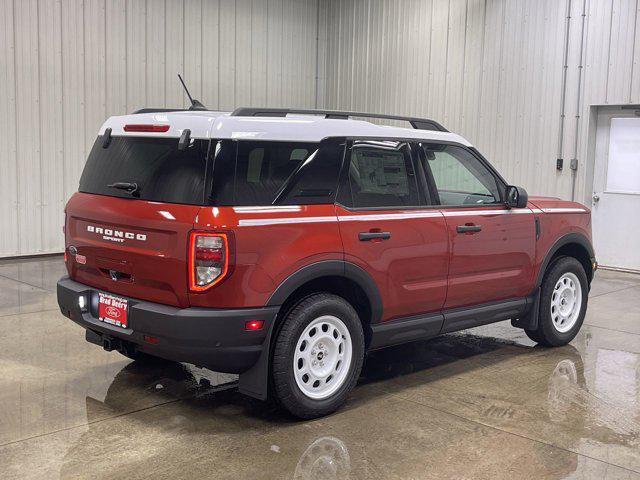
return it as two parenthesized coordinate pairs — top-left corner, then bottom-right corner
(0, 0), (323, 257)
(320, 0), (640, 205)
(3, 0), (640, 257)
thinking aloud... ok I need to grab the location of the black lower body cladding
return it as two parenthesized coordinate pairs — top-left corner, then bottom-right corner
(56, 276), (279, 373)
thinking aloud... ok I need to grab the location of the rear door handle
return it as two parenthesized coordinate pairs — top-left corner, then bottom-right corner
(456, 224), (482, 234)
(358, 231), (391, 241)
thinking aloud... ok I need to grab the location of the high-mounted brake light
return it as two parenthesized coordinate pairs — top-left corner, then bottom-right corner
(188, 232), (229, 292)
(123, 124), (170, 133)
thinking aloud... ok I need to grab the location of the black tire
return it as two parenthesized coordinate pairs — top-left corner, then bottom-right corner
(271, 293), (365, 419)
(526, 256), (588, 347)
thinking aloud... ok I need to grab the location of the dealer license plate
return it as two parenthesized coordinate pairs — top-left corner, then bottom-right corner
(97, 292), (129, 329)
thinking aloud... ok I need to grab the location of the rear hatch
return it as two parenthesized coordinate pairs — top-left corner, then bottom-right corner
(65, 134), (211, 307)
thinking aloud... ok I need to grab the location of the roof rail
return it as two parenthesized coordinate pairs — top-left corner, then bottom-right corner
(230, 107), (448, 132)
(132, 108), (192, 114)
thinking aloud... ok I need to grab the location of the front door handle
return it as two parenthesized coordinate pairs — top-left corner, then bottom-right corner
(456, 224), (482, 234)
(359, 231), (391, 241)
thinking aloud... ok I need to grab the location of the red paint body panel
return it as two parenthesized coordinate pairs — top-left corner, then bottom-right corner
(64, 190), (592, 320)
(440, 206), (537, 309)
(336, 206), (449, 322)
(527, 198), (592, 276)
(188, 205), (343, 308)
(65, 192), (199, 307)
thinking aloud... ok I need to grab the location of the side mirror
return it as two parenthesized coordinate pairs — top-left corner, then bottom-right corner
(505, 185), (528, 209)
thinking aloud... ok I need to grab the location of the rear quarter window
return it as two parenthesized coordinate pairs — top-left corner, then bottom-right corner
(210, 140), (343, 206)
(79, 136), (209, 205)
(232, 141), (318, 206)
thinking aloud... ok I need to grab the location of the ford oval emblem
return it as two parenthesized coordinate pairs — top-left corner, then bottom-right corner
(105, 306), (121, 318)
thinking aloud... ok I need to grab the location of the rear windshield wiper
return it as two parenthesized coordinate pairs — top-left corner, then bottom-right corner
(107, 182), (140, 196)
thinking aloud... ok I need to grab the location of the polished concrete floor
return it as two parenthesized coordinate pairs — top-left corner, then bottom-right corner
(1, 257), (640, 479)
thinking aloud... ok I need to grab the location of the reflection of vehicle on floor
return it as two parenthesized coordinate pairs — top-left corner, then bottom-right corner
(547, 357), (584, 424)
(57, 105), (597, 418)
(293, 436), (351, 480)
(59, 341), (635, 479)
(546, 348), (640, 446)
(83, 360), (236, 416)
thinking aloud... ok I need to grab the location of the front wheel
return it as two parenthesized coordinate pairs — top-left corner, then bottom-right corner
(525, 256), (589, 346)
(271, 293), (365, 419)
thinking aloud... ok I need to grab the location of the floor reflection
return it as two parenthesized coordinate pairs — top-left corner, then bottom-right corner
(293, 436), (351, 480)
(52, 330), (638, 479)
(361, 330), (526, 385)
(3, 325), (639, 479)
(84, 359), (237, 418)
(2, 258), (640, 478)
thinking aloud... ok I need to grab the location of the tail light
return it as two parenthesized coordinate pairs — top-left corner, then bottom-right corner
(188, 232), (229, 292)
(245, 320), (264, 331)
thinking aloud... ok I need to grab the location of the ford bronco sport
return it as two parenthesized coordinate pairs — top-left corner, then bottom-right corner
(57, 107), (596, 418)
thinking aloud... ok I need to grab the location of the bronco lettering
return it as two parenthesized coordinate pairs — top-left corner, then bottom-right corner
(87, 225), (146, 242)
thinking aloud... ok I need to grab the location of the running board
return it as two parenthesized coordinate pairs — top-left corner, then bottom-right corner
(370, 295), (535, 350)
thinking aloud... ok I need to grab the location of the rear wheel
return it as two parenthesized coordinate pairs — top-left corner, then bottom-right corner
(271, 293), (365, 419)
(525, 256), (588, 346)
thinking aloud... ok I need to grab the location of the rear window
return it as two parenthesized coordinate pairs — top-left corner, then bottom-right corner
(79, 136), (209, 205)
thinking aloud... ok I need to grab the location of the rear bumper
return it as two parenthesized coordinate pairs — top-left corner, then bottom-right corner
(57, 276), (279, 373)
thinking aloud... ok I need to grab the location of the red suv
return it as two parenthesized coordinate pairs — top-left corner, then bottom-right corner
(57, 108), (596, 418)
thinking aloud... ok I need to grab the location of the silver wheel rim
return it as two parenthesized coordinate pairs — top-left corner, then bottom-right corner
(550, 272), (582, 333)
(293, 315), (353, 400)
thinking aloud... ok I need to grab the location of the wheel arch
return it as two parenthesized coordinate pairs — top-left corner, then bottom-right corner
(240, 261), (382, 401)
(266, 261), (382, 347)
(536, 233), (595, 289)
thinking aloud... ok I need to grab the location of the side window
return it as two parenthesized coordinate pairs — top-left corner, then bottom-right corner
(233, 141), (319, 206)
(420, 144), (501, 206)
(276, 139), (344, 205)
(347, 141), (420, 208)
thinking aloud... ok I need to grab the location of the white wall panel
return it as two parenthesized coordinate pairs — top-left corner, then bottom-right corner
(459, 0), (484, 141)
(607, 0), (637, 103)
(146, 1), (167, 106)
(60, 0), (85, 207)
(0, 0), (323, 257)
(202, 0), (221, 108)
(321, 0), (640, 206)
(0, 0), (19, 256)
(250, 0), (268, 106)
(632, 0), (640, 102)
(105, 0), (127, 115)
(14, 0), (43, 255)
(4, 0), (640, 258)
(38, 0), (65, 253)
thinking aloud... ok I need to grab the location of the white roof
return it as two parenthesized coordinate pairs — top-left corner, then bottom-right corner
(98, 110), (473, 147)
